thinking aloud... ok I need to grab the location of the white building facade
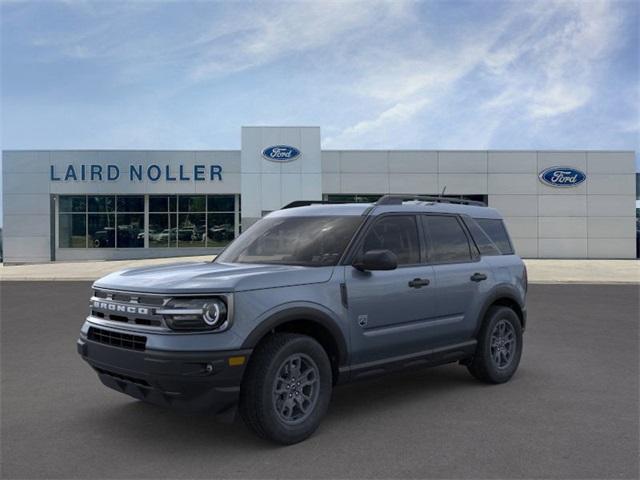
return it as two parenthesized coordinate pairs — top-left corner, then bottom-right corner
(2, 126), (637, 263)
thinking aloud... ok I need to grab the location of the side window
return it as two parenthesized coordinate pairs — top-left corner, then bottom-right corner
(475, 218), (514, 255)
(463, 217), (501, 256)
(360, 215), (420, 265)
(423, 215), (472, 263)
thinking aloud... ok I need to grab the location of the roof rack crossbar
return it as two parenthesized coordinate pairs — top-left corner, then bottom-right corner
(375, 195), (487, 207)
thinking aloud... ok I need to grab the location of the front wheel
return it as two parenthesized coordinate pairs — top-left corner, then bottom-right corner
(239, 333), (332, 444)
(467, 306), (523, 384)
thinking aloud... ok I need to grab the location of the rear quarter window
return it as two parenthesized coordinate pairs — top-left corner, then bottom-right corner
(463, 218), (501, 256)
(475, 218), (514, 255)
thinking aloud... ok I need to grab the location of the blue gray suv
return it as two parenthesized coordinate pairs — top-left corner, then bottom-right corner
(78, 195), (527, 444)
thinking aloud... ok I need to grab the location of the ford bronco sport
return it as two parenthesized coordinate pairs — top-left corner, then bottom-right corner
(78, 195), (527, 444)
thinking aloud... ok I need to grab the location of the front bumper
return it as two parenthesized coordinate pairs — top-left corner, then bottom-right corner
(77, 333), (251, 414)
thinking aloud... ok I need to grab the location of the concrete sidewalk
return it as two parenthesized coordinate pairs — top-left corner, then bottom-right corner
(1, 256), (638, 284)
(523, 259), (639, 284)
(0, 255), (215, 282)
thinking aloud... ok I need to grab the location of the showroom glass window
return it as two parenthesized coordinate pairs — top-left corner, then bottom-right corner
(58, 195), (144, 248)
(59, 196), (87, 247)
(178, 195), (206, 247)
(149, 195), (177, 248)
(207, 195), (236, 246)
(60, 194), (238, 249)
(88, 196), (116, 248)
(148, 195), (238, 248)
(326, 194), (383, 203)
(115, 196), (144, 248)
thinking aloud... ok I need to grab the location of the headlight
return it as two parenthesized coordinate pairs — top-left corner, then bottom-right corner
(159, 297), (229, 331)
(203, 300), (226, 326)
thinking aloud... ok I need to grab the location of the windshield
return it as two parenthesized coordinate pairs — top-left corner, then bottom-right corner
(216, 215), (363, 266)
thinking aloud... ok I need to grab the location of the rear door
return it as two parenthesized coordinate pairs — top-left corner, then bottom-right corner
(345, 214), (438, 365)
(421, 214), (492, 346)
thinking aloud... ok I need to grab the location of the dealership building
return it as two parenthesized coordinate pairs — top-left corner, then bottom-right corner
(1, 126), (637, 263)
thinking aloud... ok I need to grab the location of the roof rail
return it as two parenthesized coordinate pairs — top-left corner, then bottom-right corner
(281, 200), (351, 209)
(375, 195), (487, 207)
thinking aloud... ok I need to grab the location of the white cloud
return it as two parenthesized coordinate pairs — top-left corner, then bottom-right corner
(190, 1), (412, 80)
(482, 0), (624, 118)
(619, 118), (640, 134)
(528, 84), (592, 118)
(22, 0), (413, 81)
(326, 98), (429, 147)
(325, 0), (628, 147)
(324, 39), (497, 146)
(3, 0), (636, 153)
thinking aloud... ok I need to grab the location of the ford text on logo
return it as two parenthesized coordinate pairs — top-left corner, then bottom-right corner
(91, 300), (149, 315)
(261, 145), (301, 162)
(538, 167), (586, 187)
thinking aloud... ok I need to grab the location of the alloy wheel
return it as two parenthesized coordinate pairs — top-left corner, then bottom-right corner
(490, 319), (516, 370)
(272, 353), (320, 425)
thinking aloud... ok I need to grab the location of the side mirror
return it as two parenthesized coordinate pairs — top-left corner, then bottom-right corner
(352, 249), (398, 271)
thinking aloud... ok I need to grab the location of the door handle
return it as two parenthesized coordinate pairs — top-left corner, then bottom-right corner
(408, 278), (430, 288)
(470, 272), (488, 282)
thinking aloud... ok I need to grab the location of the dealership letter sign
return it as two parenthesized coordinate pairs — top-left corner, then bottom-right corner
(50, 164), (223, 182)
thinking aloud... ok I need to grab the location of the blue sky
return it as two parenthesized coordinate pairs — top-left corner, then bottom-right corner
(1, 0), (639, 224)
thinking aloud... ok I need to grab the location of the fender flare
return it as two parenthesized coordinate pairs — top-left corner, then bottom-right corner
(475, 285), (526, 335)
(241, 306), (349, 366)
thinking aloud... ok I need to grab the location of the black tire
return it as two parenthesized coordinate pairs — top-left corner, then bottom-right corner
(467, 306), (523, 384)
(239, 333), (332, 445)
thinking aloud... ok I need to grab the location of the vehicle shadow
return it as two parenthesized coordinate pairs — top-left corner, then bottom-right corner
(85, 363), (488, 451)
(325, 364), (491, 423)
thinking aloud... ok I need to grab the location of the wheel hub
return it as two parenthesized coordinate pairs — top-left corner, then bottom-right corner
(285, 378), (303, 396)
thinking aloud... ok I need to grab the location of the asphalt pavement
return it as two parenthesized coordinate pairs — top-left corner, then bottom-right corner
(1, 282), (638, 479)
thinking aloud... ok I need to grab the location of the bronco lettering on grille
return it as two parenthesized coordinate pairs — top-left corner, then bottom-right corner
(91, 300), (149, 315)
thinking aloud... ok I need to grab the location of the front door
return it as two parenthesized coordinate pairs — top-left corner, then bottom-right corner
(345, 215), (438, 365)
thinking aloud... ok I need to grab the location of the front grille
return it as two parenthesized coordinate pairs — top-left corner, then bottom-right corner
(90, 289), (168, 330)
(90, 310), (162, 327)
(94, 289), (165, 306)
(88, 326), (147, 351)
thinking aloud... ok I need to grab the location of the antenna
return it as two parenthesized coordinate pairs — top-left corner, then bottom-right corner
(440, 186), (447, 197)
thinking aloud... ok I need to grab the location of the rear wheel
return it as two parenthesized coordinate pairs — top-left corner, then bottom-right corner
(467, 306), (523, 384)
(239, 333), (332, 444)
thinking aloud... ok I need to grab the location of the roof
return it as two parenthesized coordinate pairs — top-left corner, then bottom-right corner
(271, 203), (370, 217)
(271, 201), (503, 219)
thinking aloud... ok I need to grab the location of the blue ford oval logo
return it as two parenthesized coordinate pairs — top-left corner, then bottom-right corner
(261, 145), (301, 162)
(538, 166), (586, 188)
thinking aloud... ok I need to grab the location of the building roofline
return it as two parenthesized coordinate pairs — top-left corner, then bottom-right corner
(2, 149), (636, 153)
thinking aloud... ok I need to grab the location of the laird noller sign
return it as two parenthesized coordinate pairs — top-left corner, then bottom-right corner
(50, 163), (223, 182)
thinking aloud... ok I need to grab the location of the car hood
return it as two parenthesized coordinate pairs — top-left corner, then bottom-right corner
(93, 261), (334, 294)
